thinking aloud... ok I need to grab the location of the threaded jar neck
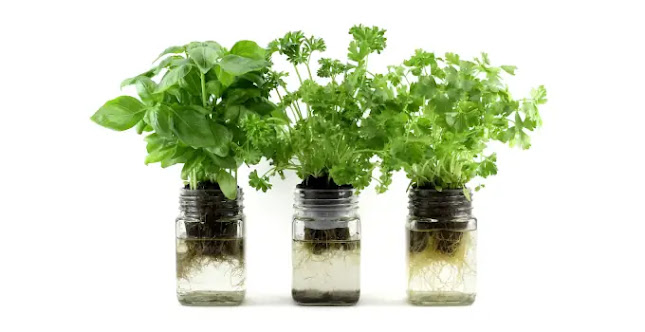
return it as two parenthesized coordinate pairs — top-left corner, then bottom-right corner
(409, 187), (473, 220)
(294, 188), (358, 220)
(179, 187), (244, 221)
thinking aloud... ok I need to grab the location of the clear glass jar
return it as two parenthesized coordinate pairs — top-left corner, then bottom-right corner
(406, 188), (477, 306)
(175, 186), (245, 306)
(292, 188), (361, 305)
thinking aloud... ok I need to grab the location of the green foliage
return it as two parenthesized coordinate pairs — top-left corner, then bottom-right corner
(92, 28), (546, 197)
(92, 96), (146, 131)
(377, 50), (547, 191)
(91, 40), (283, 199)
(258, 25), (390, 190)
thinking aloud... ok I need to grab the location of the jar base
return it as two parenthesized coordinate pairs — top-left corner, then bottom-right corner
(177, 291), (245, 306)
(292, 289), (360, 306)
(407, 291), (475, 306)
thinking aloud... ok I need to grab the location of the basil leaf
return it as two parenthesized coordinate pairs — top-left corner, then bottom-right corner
(209, 122), (232, 157)
(217, 170), (237, 199)
(135, 77), (159, 104)
(153, 45), (185, 63)
(155, 64), (191, 93)
(219, 55), (266, 76)
(144, 105), (173, 138)
(215, 65), (236, 87)
(230, 40), (265, 60)
(208, 153), (237, 169)
(171, 108), (217, 147)
(145, 144), (177, 165)
(91, 96), (145, 131)
(120, 69), (156, 89)
(187, 41), (225, 74)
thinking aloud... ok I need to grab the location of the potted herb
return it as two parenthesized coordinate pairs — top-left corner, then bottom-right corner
(91, 40), (281, 305)
(377, 50), (547, 305)
(253, 26), (388, 305)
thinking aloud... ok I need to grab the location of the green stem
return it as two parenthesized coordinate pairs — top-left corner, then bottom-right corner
(293, 66), (309, 116)
(294, 65), (304, 84)
(200, 73), (207, 107)
(306, 61), (314, 80)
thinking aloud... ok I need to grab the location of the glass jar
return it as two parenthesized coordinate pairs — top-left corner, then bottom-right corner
(292, 188), (361, 305)
(406, 188), (477, 306)
(175, 186), (245, 306)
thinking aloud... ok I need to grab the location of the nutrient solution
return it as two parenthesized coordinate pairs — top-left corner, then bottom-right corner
(407, 230), (476, 305)
(176, 238), (245, 305)
(292, 239), (360, 305)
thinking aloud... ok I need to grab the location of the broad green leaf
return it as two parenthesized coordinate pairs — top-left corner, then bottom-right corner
(224, 105), (244, 122)
(270, 108), (290, 123)
(135, 77), (158, 104)
(155, 64), (191, 93)
(153, 45), (185, 62)
(171, 108), (217, 147)
(217, 170), (237, 199)
(162, 146), (193, 168)
(120, 69), (155, 89)
(239, 72), (264, 86)
(215, 65), (236, 86)
(144, 133), (163, 152)
(218, 54), (266, 76)
(91, 96), (145, 131)
(187, 42), (225, 74)
(144, 105), (173, 137)
(145, 144), (176, 165)
(209, 122), (232, 157)
(230, 40), (265, 60)
(187, 105), (211, 115)
(179, 68), (203, 96)
(207, 152), (237, 169)
(157, 55), (186, 69)
(186, 41), (224, 51)
(245, 98), (276, 116)
(206, 80), (223, 97)
(225, 88), (262, 104)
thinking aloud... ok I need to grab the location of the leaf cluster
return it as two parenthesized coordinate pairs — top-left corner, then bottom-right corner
(376, 50), (548, 192)
(258, 25), (391, 190)
(91, 40), (284, 198)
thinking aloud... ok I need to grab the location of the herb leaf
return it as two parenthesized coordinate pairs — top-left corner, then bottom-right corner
(218, 55), (266, 76)
(217, 170), (237, 199)
(171, 108), (218, 148)
(155, 64), (192, 93)
(186, 41), (225, 74)
(91, 96), (146, 131)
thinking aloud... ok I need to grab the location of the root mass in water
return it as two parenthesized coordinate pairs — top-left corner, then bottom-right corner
(176, 238), (244, 280)
(407, 230), (476, 302)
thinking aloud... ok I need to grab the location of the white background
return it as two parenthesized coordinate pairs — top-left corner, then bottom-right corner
(1, 0), (644, 331)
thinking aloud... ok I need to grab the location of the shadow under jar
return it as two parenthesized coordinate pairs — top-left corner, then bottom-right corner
(292, 188), (361, 305)
(406, 187), (477, 306)
(175, 184), (245, 306)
